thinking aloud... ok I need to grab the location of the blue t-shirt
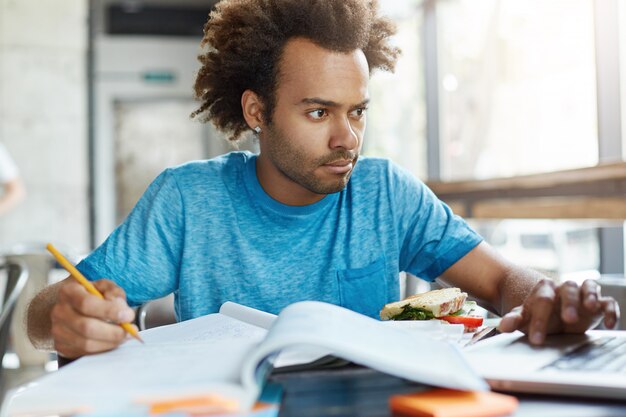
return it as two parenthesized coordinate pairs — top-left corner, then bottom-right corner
(77, 152), (482, 320)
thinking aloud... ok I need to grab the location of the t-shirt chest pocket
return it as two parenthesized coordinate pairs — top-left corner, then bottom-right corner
(336, 257), (388, 318)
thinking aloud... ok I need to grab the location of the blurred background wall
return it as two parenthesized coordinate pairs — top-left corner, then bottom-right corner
(0, 0), (624, 275)
(0, 0), (90, 252)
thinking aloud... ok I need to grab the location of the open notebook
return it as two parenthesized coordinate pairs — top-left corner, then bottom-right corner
(3, 301), (485, 416)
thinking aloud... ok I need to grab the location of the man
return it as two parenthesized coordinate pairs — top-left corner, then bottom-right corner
(0, 142), (25, 215)
(28, 0), (617, 359)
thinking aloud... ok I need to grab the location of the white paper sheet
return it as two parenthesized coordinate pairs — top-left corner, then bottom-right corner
(219, 301), (276, 329)
(137, 311), (267, 344)
(4, 313), (266, 416)
(241, 301), (488, 394)
(383, 320), (465, 342)
(4, 301), (486, 417)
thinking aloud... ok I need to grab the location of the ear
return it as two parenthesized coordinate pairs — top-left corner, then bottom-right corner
(241, 89), (265, 132)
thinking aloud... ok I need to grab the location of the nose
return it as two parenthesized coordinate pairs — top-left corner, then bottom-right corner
(329, 116), (359, 151)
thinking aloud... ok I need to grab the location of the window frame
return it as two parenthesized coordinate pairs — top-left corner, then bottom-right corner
(423, 0), (625, 273)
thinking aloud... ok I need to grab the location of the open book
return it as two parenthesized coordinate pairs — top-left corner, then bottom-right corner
(3, 301), (487, 416)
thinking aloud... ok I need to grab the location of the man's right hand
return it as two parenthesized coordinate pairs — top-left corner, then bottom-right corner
(50, 278), (136, 359)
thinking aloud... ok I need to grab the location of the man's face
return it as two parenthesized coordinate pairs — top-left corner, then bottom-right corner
(257, 38), (370, 204)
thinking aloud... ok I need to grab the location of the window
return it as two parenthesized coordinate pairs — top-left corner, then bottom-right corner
(437, 0), (598, 181)
(618, 0), (626, 161)
(476, 220), (601, 282)
(365, 0), (426, 180)
(520, 234), (554, 251)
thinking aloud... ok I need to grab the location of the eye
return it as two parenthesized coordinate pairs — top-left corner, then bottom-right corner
(350, 107), (367, 119)
(307, 109), (328, 120)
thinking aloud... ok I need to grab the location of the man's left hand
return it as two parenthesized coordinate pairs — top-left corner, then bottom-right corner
(499, 279), (620, 345)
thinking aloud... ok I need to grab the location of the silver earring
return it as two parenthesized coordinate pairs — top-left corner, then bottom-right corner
(254, 126), (262, 134)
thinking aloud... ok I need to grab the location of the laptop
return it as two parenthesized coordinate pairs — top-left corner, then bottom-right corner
(464, 330), (626, 400)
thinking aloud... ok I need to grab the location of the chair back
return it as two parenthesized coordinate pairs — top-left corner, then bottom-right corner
(136, 294), (176, 331)
(0, 260), (29, 329)
(0, 259), (28, 397)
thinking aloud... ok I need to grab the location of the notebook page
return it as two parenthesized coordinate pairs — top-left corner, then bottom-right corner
(5, 339), (262, 416)
(240, 301), (488, 393)
(219, 301), (277, 330)
(5, 313), (267, 416)
(135, 310), (267, 344)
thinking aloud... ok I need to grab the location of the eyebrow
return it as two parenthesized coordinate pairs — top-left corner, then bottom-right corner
(299, 97), (370, 108)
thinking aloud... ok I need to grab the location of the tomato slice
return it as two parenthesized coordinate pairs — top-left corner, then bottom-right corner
(440, 315), (484, 329)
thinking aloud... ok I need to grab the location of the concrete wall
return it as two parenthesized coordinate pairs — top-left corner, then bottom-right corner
(0, 0), (90, 253)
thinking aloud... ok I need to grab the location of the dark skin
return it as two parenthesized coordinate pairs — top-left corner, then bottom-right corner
(438, 241), (617, 344)
(28, 279), (136, 356)
(26, 38), (618, 359)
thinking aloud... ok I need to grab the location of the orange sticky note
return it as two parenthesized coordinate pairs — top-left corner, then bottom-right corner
(389, 389), (518, 417)
(146, 394), (239, 416)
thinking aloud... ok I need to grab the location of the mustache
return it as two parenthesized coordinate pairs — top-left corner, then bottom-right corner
(317, 151), (358, 165)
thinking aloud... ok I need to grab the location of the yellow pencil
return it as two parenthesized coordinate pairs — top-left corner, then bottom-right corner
(46, 243), (144, 344)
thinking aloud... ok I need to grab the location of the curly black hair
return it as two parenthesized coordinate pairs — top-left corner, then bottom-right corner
(192, 0), (400, 141)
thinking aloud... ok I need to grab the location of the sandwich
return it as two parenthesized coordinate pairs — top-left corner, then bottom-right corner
(379, 287), (484, 331)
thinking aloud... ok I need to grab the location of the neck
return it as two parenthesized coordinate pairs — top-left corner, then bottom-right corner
(255, 154), (325, 206)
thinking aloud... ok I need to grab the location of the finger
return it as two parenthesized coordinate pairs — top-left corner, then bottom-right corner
(94, 279), (127, 301)
(58, 282), (135, 324)
(600, 297), (619, 330)
(53, 319), (126, 354)
(581, 279), (601, 313)
(50, 304), (127, 358)
(558, 280), (580, 324)
(498, 306), (525, 333)
(93, 280), (135, 323)
(527, 282), (557, 345)
(51, 302), (127, 344)
(52, 322), (124, 358)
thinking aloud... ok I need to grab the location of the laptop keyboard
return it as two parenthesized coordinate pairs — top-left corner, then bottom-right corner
(544, 336), (626, 373)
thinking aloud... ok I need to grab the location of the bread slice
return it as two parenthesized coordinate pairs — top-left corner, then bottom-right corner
(380, 288), (468, 320)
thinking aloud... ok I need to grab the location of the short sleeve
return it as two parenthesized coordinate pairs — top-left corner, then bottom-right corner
(393, 166), (482, 281)
(0, 143), (19, 183)
(77, 169), (184, 306)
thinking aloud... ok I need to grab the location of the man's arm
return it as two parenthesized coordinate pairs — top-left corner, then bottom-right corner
(0, 177), (25, 215)
(27, 280), (63, 351)
(438, 242), (542, 315)
(27, 277), (137, 358)
(439, 241), (619, 344)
